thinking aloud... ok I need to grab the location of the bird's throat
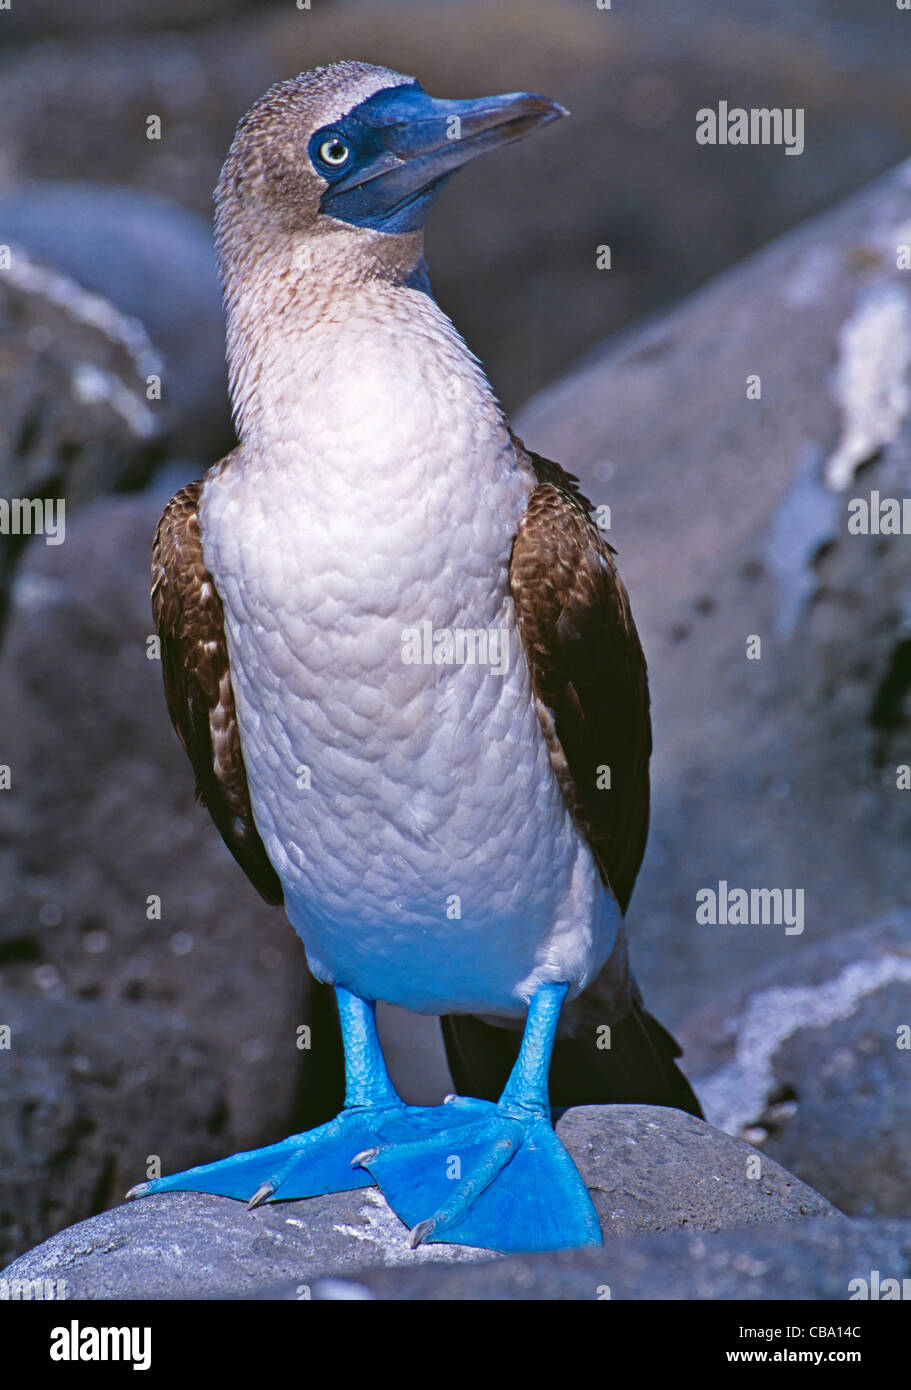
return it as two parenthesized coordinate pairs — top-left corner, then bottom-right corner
(224, 242), (509, 489)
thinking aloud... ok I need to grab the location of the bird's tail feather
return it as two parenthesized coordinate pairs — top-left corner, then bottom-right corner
(441, 1000), (703, 1118)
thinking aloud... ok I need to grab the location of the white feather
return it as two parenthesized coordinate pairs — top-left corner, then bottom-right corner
(200, 274), (620, 1016)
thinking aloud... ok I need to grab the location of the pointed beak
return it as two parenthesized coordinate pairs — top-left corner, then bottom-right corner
(318, 84), (568, 232)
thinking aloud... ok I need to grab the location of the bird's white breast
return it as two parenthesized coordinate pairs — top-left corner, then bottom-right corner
(200, 281), (619, 1015)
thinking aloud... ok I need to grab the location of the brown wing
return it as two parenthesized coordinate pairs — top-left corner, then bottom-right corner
(442, 437), (703, 1116)
(508, 432), (651, 914)
(151, 479), (283, 906)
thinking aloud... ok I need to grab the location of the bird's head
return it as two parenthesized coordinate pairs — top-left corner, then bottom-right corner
(215, 60), (567, 286)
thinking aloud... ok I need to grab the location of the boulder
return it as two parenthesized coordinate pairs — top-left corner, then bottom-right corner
(0, 1104), (837, 1298)
(0, 185), (231, 459)
(679, 916), (911, 1219)
(515, 160), (911, 1039)
(0, 243), (166, 627)
(0, 0), (254, 41)
(301, 1217), (911, 1301)
(559, 1106), (835, 1237)
(0, 993), (225, 1275)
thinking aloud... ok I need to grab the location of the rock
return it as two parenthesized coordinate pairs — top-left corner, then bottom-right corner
(679, 916), (911, 1219)
(515, 159), (911, 1037)
(0, 0), (254, 41)
(0, 1105), (837, 1298)
(301, 1217), (911, 1301)
(0, 485), (342, 1268)
(0, 994), (225, 1274)
(0, 25), (277, 236)
(558, 1106), (836, 1236)
(0, 242), (166, 627)
(0, 184), (230, 459)
(0, 1189), (495, 1303)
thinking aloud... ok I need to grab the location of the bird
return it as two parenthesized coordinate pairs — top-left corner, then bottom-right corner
(133, 59), (702, 1254)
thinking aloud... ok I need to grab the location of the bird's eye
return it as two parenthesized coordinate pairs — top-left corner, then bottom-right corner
(317, 136), (351, 168)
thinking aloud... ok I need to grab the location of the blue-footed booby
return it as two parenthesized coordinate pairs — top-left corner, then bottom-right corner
(137, 60), (701, 1253)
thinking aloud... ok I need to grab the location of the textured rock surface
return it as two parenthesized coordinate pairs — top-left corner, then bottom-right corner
(0, 0), (255, 40)
(0, 1105), (837, 1298)
(559, 1106), (836, 1236)
(516, 160), (911, 1033)
(298, 1218), (911, 1302)
(0, 185), (230, 458)
(0, 243), (166, 626)
(0, 1190), (493, 1302)
(0, 485), (342, 1267)
(679, 916), (911, 1219)
(0, 995), (224, 1277)
(305, 1217), (911, 1301)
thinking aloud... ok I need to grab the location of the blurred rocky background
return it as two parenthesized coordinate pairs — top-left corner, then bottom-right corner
(1, 0), (910, 1292)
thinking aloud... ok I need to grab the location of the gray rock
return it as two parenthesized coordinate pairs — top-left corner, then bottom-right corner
(515, 159), (911, 1038)
(0, 0), (253, 40)
(0, 25), (276, 240)
(0, 185), (230, 459)
(0, 1105), (837, 1298)
(0, 242), (166, 626)
(0, 487), (339, 1267)
(0, 1187), (496, 1303)
(0, 994), (225, 1275)
(301, 1217), (911, 1301)
(679, 916), (911, 1219)
(559, 1106), (836, 1236)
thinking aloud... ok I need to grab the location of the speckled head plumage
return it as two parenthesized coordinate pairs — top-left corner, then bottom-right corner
(214, 59), (567, 294)
(215, 63), (414, 243)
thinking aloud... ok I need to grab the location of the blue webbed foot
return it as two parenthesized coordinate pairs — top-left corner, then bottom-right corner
(125, 986), (601, 1254)
(126, 1103), (405, 1207)
(127, 988), (411, 1208)
(357, 1094), (602, 1253)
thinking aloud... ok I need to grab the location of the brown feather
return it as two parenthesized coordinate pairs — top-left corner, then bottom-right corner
(151, 476), (283, 906)
(508, 432), (651, 914)
(443, 435), (702, 1117)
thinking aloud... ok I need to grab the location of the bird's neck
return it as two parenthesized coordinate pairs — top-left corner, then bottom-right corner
(221, 233), (511, 483)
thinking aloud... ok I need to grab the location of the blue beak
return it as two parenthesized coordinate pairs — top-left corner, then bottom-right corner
(314, 82), (568, 233)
